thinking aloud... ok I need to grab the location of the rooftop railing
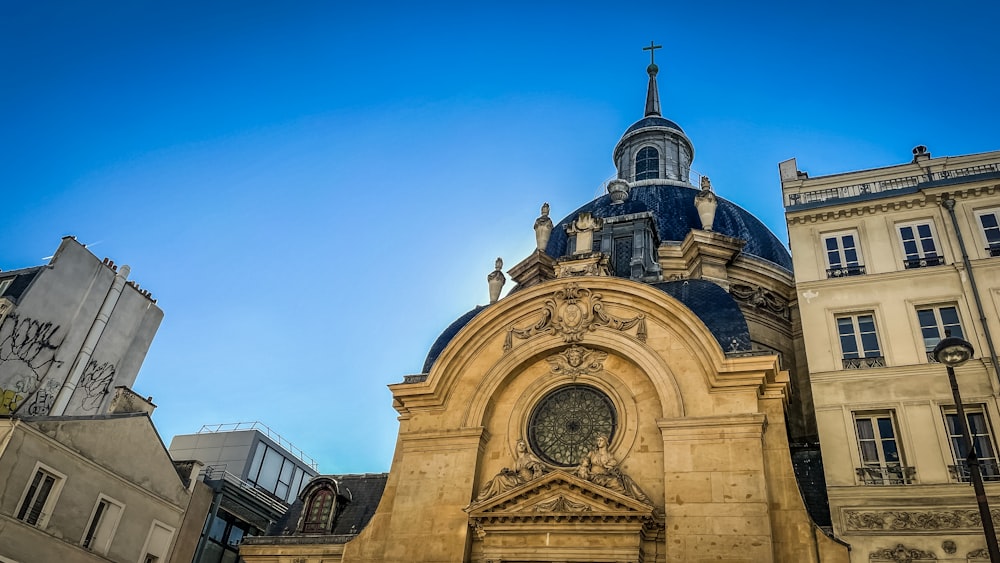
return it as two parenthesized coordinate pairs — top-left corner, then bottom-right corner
(198, 421), (319, 471)
(200, 464), (290, 515)
(786, 163), (1000, 207)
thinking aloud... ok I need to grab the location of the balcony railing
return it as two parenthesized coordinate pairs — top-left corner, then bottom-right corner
(948, 460), (1000, 483)
(903, 256), (945, 269)
(856, 464), (915, 485)
(843, 356), (886, 369)
(786, 163), (1000, 207)
(987, 244), (1000, 257)
(827, 265), (866, 278)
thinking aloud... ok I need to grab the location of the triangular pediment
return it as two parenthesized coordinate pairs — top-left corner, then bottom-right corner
(466, 470), (654, 522)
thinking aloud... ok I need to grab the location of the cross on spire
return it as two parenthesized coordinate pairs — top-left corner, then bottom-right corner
(643, 41), (662, 66)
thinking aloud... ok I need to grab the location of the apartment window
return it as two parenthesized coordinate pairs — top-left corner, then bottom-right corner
(837, 313), (884, 369)
(855, 412), (912, 485)
(823, 231), (865, 277)
(82, 495), (124, 554)
(897, 221), (944, 268)
(16, 465), (64, 527)
(945, 408), (1000, 482)
(917, 305), (964, 362)
(976, 209), (1000, 256)
(634, 146), (659, 181)
(202, 509), (255, 562)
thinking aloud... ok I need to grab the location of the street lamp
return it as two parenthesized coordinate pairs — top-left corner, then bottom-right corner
(934, 336), (1000, 562)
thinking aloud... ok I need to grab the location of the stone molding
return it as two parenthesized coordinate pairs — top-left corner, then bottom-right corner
(845, 508), (1000, 532)
(869, 543), (937, 562)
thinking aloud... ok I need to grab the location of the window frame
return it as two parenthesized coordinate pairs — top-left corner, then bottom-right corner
(943, 405), (1000, 483)
(896, 219), (944, 268)
(975, 208), (1000, 257)
(836, 312), (884, 369)
(0, 278), (11, 296)
(81, 494), (125, 554)
(821, 230), (865, 277)
(915, 304), (965, 362)
(633, 146), (659, 181)
(15, 462), (66, 528)
(853, 411), (912, 485)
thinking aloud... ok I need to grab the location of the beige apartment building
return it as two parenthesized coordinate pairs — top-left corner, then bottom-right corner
(782, 147), (1000, 561)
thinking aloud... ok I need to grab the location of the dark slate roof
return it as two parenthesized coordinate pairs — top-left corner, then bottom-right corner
(269, 473), (388, 542)
(544, 184), (792, 271)
(330, 473), (388, 536)
(790, 443), (832, 527)
(421, 306), (485, 373)
(623, 116), (685, 135)
(650, 280), (751, 352)
(0, 265), (43, 301)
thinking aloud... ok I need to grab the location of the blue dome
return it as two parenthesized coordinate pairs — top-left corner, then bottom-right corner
(419, 279), (751, 374)
(623, 116), (684, 136)
(544, 184), (792, 271)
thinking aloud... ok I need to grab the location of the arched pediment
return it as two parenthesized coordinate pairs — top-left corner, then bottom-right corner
(390, 278), (785, 422)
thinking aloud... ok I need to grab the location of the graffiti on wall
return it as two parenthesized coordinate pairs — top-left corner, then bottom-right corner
(74, 360), (116, 413)
(0, 313), (64, 416)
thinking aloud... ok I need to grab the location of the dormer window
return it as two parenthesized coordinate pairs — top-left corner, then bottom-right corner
(635, 147), (659, 180)
(297, 477), (342, 534)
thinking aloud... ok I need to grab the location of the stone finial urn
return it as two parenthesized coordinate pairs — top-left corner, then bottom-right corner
(534, 202), (554, 251)
(607, 179), (631, 205)
(488, 257), (506, 304)
(694, 176), (718, 231)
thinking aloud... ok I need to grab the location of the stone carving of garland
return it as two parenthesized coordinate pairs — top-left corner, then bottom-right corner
(869, 543), (937, 562)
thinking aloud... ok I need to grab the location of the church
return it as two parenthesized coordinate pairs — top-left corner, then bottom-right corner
(239, 46), (852, 562)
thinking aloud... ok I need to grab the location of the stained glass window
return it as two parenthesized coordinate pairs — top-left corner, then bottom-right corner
(528, 385), (616, 466)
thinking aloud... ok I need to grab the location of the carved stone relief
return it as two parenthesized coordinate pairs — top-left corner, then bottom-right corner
(574, 435), (650, 503)
(846, 509), (1000, 531)
(729, 282), (789, 320)
(545, 345), (607, 380)
(869, 544), (937, 562)
(475, 439), (548, 502)
(532, 496), (591, 513)
(504, 283), (646, 351)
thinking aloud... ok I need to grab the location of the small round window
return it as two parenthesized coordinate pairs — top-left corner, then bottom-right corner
(527, 385), (617, 466)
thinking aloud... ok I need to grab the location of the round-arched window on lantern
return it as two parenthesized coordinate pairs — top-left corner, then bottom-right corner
(635, 146), (659, 180)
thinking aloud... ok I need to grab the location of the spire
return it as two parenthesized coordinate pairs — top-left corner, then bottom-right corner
(642, 41), (662, 117)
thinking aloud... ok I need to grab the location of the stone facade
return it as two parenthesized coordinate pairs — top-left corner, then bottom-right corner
(782, 148), (1000, 561)
(240, 53), (845, 563)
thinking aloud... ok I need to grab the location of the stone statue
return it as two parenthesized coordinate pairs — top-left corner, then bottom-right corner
(476, 439), (546, 501)
(575, 436), (650, 503)
(487, 257), (506, 304)
(694, 175), (718, 231)
(534, 202), (554, 251)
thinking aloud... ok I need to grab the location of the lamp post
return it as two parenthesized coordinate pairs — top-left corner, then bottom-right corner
(934, 336), (1000, 562)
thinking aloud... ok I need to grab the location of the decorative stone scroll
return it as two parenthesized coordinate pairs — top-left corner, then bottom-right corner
(730, 282), (789, 320)
(545, 345), (607, 380)
(476, 440), (548, 502)
(846, 509), (1000, 531)
(869, 544), (937, 562)
(504, 283), (646, 351)
(969, 548), (989, 559)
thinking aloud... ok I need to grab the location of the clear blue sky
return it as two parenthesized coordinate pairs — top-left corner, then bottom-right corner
(3, 1), (998, 473)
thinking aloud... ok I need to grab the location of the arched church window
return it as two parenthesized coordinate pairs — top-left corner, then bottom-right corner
(301, 487), (335, 533)
(634, 146), (659, 180)
(527, 385), (617, 467)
